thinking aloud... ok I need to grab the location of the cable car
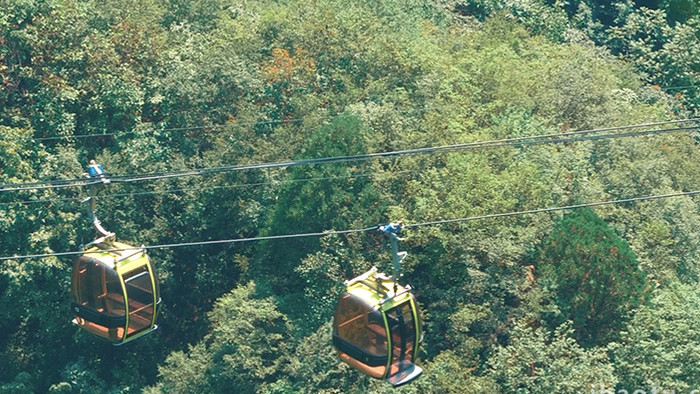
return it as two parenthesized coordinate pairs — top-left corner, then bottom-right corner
(332, 267), (423, 387)
(71, 241), (161, 345)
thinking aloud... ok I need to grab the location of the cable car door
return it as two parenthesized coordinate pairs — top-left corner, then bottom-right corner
(385, 301), (422, 386)
(122, 266), (156, 339)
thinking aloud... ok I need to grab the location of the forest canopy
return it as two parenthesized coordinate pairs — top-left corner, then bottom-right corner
(1, 0), (699, 392)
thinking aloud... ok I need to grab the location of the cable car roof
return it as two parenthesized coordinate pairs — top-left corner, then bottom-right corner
(343, 267), (414, 311)
(81, 241), (149, 273)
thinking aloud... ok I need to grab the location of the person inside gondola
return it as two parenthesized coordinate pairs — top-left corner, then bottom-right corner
(87, 159), (110, 184)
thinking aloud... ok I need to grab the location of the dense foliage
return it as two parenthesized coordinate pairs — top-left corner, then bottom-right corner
(1, 0), (699, 392)
(537, 208), (650, 347)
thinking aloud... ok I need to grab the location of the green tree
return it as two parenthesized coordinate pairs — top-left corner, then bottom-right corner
(0, 372), (34, 394)
(607, 7), (700, 101)
(146, 281), (293, 394)
(610, 282), (700, 391)
(413, 350), (501, 393)
(48, 360), (108, 393)
(537, 208), (650, 346)
(590, 132), (700, 283)
(490, 321), (618, 392)
(451, 0), (571, 41)
(144, 343), (213, 394)
(293, 235), (358, 331)
(282, 321), (367, 393)
(258, 115), (379, 290)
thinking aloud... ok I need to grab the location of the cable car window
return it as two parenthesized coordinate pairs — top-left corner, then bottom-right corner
(71, 257), (126, 341)
(146, 257), (161, 298)
(386, 302), (417, 366)
(384, 301), (422, 386)
(333, 293), (388, 378)
(412, 294), (424, 343)
(123, 266), (155, 337)
(72, 258), (124, 317)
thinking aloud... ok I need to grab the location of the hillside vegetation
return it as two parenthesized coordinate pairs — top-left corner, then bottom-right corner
(1, 0), (699, 392)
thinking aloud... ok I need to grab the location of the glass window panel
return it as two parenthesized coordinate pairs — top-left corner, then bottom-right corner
(334, 294), (388, 358)
(72, 258), (124, 317)
(334, 293), (389, 378)
(387, 302), (417, 365)
(124, 266), (154, 336)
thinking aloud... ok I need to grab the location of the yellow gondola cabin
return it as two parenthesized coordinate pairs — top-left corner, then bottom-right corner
(333, 267), (423, 387)
(71, 241), (160, 345)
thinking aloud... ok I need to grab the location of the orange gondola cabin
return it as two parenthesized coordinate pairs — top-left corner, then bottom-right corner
(333, 267), (423, 387)
(71, 241), (160, 345)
